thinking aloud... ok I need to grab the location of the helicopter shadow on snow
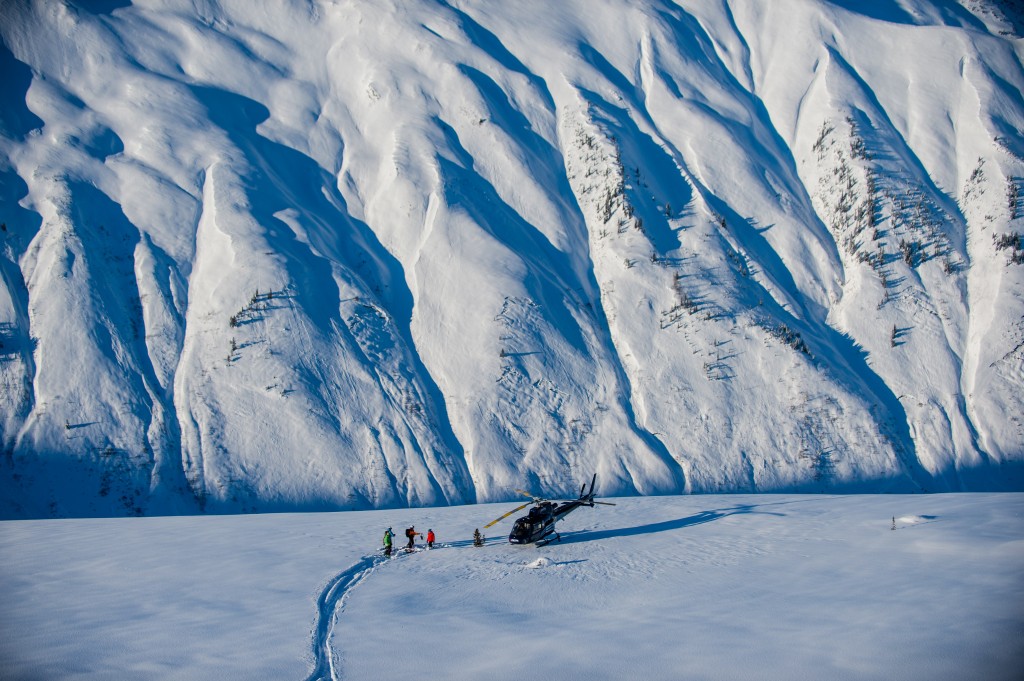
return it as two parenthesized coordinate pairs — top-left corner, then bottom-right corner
(558, 503), (789, 545)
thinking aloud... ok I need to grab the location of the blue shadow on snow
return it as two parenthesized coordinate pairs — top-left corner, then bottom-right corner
(559, 502), (788, 545)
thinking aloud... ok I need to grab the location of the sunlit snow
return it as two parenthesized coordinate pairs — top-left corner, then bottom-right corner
(2, 493), (1022, 679)
(2, 2), (1023, 679)
(1, 0), (1023, 518)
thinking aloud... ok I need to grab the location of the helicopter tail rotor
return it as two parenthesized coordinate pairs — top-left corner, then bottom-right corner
(580, 473), (616, 507)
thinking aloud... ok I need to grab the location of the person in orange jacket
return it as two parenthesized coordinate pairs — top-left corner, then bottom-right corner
(405, 526), (421, 549)
(426, 529), (435, 548)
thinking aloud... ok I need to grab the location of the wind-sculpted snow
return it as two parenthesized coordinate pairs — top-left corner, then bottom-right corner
(0, 0), (1022, 517)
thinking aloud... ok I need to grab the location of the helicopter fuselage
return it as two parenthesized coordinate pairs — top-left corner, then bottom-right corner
(508, 499), (591, 544)
(484, 474), (614, 545)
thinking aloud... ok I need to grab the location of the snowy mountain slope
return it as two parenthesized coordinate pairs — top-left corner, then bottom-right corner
(0, 0), (1022, 518)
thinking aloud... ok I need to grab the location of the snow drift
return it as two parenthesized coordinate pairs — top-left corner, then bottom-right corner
(1, 0), (1023, 517)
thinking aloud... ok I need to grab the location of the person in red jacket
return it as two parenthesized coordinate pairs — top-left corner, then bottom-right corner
(426, 529), (435, 549)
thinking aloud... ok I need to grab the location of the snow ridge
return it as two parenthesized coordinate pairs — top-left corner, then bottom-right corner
(0, 0), (1022, 517)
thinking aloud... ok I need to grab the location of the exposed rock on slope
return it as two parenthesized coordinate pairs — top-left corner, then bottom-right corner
(0, 0), (1022, 517)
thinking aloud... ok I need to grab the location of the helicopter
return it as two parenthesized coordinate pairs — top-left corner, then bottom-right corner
(483, 474), (615, 545)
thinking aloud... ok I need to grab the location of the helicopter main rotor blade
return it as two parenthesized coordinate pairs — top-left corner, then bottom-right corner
(592, 501), (616, 506)
(483, 501), (532, 529)
(514, 489), (540, 501)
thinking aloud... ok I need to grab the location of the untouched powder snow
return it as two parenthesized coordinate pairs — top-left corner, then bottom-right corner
(1, 0), (1024, 517)
(1, 493), (1022, 680)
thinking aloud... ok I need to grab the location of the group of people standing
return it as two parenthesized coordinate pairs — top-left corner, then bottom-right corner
(381, 526), (488, 555)
(382, 526), (436, 556)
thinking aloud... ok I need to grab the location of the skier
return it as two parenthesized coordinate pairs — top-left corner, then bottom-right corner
(383, 527), (394, 557)
(473, 528), (484, 547)
(405, 526), (421, 549)
(426, 529), (435, 549)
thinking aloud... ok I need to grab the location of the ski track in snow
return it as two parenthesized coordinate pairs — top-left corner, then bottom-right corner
(306, 554), (383, 681)
(307, 546), (432, 681)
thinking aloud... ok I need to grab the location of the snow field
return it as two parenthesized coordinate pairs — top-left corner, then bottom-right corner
(2, 493), (1021, 680)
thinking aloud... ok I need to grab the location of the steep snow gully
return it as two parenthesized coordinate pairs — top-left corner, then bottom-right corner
(1, 0), (1023, 518)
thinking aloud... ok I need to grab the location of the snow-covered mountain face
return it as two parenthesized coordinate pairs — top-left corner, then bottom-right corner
(1, 0), (1022, 518)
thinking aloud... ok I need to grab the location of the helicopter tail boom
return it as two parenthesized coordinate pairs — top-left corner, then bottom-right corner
(484, 474), (615, 542)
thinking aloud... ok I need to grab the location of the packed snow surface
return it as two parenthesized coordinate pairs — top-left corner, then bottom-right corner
(2, 493), (1022, 679)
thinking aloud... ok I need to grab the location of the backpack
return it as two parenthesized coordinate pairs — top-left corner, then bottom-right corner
(406, 528), (414, 538)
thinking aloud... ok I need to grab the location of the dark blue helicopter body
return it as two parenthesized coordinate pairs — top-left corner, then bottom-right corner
(485, 475), (615, 545)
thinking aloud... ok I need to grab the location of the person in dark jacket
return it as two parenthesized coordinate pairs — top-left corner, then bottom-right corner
(405, 526), (421, 549)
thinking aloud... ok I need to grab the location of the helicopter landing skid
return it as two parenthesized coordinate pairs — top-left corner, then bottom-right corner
(536, 533), (561, 547)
